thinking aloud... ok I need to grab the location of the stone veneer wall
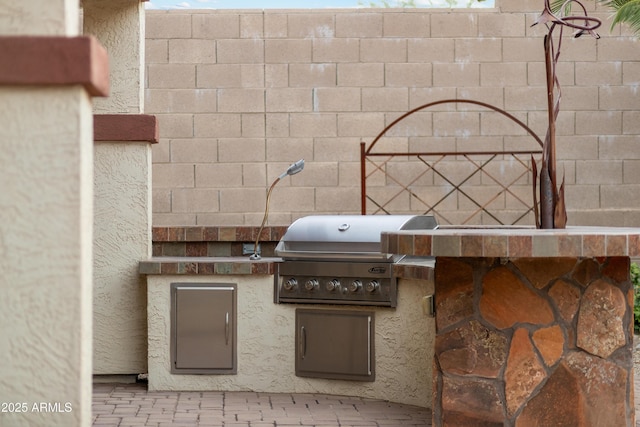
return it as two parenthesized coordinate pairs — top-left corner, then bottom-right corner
(434, 256), (633, 426)
(146, 3), (640, 227)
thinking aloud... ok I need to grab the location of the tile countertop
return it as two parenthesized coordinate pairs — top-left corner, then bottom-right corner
(382, 226), (640, 258)
(138, 256), (435, 281)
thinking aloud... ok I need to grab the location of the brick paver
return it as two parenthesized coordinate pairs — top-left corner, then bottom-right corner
(92, 383), (432, 427)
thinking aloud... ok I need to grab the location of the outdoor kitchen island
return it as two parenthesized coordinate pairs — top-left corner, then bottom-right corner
(140, 253), (436, 409)
(381, 226), (640, 426)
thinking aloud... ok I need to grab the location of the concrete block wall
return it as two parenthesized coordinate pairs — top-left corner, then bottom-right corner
(146, 1), (640, 227)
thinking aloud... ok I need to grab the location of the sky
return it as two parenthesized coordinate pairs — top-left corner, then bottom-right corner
(146, 0), (494, 10)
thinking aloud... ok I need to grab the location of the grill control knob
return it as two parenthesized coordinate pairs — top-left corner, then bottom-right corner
(348, 280), (362, 293)
(283, 278), (298, 291)
(305, 279), (319, 291)
(365, 280), (379, 293)
(325, 279), (340, 292)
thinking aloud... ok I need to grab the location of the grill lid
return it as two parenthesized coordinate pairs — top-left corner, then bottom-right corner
(275, 215), (437, 261)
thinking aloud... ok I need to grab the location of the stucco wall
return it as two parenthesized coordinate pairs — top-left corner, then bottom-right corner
(147, 275), (435, 408)
(146, 2), (640, 228)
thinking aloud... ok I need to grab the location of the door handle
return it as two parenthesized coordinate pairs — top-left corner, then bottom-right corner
(225, 312), (230, 346)
(299, 326), (306, 359)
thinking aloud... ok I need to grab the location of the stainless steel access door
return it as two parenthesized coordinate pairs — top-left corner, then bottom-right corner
(295, 309), (374, 381)
(171, 283), (237, 374)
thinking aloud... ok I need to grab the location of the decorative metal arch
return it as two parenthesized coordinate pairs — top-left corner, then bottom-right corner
(360, 99), (544, 226)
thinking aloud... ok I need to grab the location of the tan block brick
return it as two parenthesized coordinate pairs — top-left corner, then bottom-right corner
(157, 113), (194, 138)
(194, 113), (241, 138)
(314, 137), (361, 162)
(527, 61), (574, 86)
(528, 110), (575, 137)
(264, 13), (287, 38)
(153, 163), (194, 188)
(217, 39), (264, 64)
(242, 114), (266, 137)
(172, 188), (220, 213)
(192, 13), (240, 39)
(265, 39), (312, 63)
(385, 63), (432, 87)
(478, 13), (525, 37)
(600, 86), (640, 111)
(266, 113), (290, 137)
(313, 38), (360, 63)
(335, 13), (382, 38)
(170, 138), (217, 163)
(360, 39), (407, 63)
(456, 87), (504, 109)
(555, 136), (598, 160)
(289, 63), (337, 88)
(623, 111), (640, 135)
(623, 62), (640, 85)
(195, 163), (243, 188)
(219, 188), (267, 212)
(314, 187), (360, 213)
(456, 136), (504, 154)
(504, 86), (546, 111)
(481, 111), (529, 136)
(145, 89), (217, 114)
(409, 87), (457, 110)
(266, 138), (314, 163)
(500, 0), (540, 12)
(455, 38), (502, 63)
(564, 185), (600, 209)
(265, 64), (289, 88)
(241, 13), (264, 38)
(362, 88), (408, 112)
(430, 13), (478, 38)
(407, 38), (454, 63)
(623, 160), (640, 184)
(480, 63), (527, 87)
(289, 113), (337, 137)
(383, 12), (429, 38)
(146, 12), (192, 39)
(337, 63), (384, 87)
(152, 140), (170, 163)
(503, 38), (543, 62)
(337, 113), (386, 138)
(338, 161), (361, 187)
(601, 185), (640, 209)
(598, 135), (640, 160)
(153, 188), (171, 213)
(153, 213), (196, 226)
(269, 187), (316, 213)
(433, 63), (479, 87)
(242, 162), (267, 188)
(575, 61), (622, 86)
(385, 112), (432, 138)
(197, 64), (264, 89)
(146, 39), (168, 64)
(314, 87), (361, 112)
(598, 38), (640, 61)
(364, 186), (411, 214)
(576, 160), (623, 184)
(169, 39), (216, 64)
(147, 64), (196, 89)
(287, 13), (335, 38)
(292, 162), (338, 187)
(266, 88), (312, 112)
(218, 138), (266, 162)
(217, 88), (265, 113)
(575, 111), (622, 135)
(432, 112), (480, 138)
(559, 86), (598, 111)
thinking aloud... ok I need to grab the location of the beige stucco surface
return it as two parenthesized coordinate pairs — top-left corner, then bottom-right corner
(147, 275), (434, 408)
(0, 87), (94, 426)
(93, 141), (151, 374)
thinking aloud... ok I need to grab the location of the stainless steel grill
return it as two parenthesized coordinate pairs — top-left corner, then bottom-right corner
(274, 215), (437, 307)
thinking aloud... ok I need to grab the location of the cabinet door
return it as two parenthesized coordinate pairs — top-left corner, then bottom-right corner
(171, 283), (236, 374)
(295, 309), (374, 381)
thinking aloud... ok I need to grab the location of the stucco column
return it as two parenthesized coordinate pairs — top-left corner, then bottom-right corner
(0, 0), (108, 425)
(83, 0), (155, 375)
